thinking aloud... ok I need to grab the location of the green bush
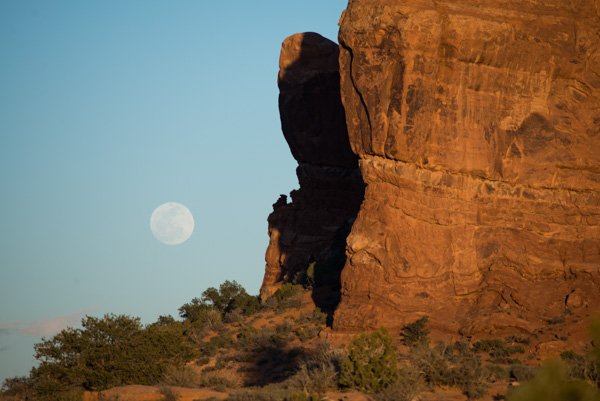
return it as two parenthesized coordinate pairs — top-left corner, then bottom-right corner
(473, 338), (506, 353)
(1, 376), (34, 400)
(31, 314), (195, 395)
(506, 360), (600, 401)
(268, 283), (303, 310)
(178, 281), (260, 327)
(452, 355), (490, 399)
(472, 338), (525, 364)
(560, 350), (600, 385)
(400, 316), (430, 347)
(339, 327), (397, 392)
(409, 340), (490, 398)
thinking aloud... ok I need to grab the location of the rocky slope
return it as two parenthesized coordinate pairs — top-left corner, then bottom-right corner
(263, 0), (600, 337)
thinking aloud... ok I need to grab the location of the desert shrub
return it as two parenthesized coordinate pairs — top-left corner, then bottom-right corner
(237, 326), (259, 344)
(161, 365), (201, 388)
(454, 339), (474, 357)
(373, 366), (425, 401)
(158, 387), (181, 401)
(310, 308), (327, 325)
(154, 314), (177, 326)
(400, 316), (430, 347)
(30, 314), (195, 395)
(546, 308), (575, 325)
(287, 361), (338, 394)
(237, 327), (289, 353)
(276, 320), (294, 335)
(485, 364), (510, 382)
(473, 338), (506, 353)
(200, 280), (259, 316)
(225, 389), (318, 401)
(509, 365), (537, 382)
(408, 345), (452, 387)
(304, 258), (341, 289)
(223, 309), (246, 324)
(287, 342), (346, 394)
(196, 356), (211, 366)
(339, 327), (397, 392)
(472, 338), (524, 364)
(179, 281), (259, 329)
(268, 283), (303, 310)
(179, 303), (224, 332)
(296, 327), (319, 342)
(206, 333), (235, 350)
(1, 376), (34, 400)
(561, 350), (600, 385)
(198, 370), (242, 389)
(506, 360), (600, 401)
(491, 345), (525, 364)
(505, 335), (532, 345)
(33, 387), (84, 401)
(183, 321), (210, 347)
(233, 353), (255, 363)
(451, 355), (490, 399)
(409, 341), (490, 398)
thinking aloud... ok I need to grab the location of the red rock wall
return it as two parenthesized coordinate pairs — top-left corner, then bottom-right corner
(332, 0), (600, 335)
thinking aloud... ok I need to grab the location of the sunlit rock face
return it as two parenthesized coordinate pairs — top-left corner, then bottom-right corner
(260, 33), (365, 305)
(333, 0), (600, 334)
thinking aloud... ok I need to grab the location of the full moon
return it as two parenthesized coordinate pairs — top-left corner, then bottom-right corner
(150, 202), (194, 245)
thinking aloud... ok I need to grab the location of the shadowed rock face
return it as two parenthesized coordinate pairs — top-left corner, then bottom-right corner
(263, 2), (600, 336)
(333, 0), (600, 335)
(260, 33), (365, 307)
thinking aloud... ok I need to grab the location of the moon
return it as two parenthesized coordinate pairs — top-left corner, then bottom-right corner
(150, 202), (194, 245)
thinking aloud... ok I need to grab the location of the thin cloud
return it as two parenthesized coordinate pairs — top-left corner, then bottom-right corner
(20, 306), (101, 337)
(0, 321), (22, 336)
(0, 345), (9, 352)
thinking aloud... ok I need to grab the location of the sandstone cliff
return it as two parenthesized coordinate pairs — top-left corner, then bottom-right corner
(263, 1), (600, 336)
(260, 32), (365, 309)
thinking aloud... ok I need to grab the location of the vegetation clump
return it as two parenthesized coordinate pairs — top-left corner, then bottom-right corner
(339, 327), (397, 392)
(472, 338), (525, 364)
(30, 314), (194, 399)
(400, 316), (430, 347)
(179, 280), (260, 326)
(267, 283), (303, 310)
(4, 276), (600, 401)
(506, 360), (600, 401)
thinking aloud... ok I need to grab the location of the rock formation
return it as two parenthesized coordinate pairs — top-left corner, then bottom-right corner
(260, 32), (365, 307)
(263, 1), (600, 336)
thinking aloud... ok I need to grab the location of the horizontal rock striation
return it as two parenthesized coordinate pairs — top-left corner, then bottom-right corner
(333, 0), (600, 335)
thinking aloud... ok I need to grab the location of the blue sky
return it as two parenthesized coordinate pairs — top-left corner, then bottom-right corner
(0, 0), (348, 383)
